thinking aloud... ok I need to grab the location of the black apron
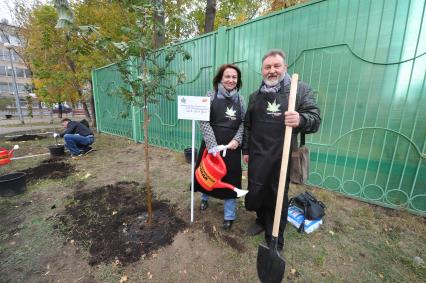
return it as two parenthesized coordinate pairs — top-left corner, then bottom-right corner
(245, 81), (294, 210)
(194, 93), (242, 200)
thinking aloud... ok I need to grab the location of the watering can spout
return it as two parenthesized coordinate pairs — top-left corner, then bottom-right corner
(234, 188), (249, 198)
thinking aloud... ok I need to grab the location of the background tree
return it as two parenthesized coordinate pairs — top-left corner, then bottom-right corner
(204, 0), (216, 33)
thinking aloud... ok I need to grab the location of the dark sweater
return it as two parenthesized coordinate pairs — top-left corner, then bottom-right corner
(60, 121), (93, 137)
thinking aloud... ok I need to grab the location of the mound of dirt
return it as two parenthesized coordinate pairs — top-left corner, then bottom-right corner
(58, 181), (186, 266)
(20, 159), (74, 182)
(7, 134), (47, 141)
(203, 221), (246, 252)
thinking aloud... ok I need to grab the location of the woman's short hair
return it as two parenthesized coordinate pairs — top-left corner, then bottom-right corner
(213, 64), (242, 92)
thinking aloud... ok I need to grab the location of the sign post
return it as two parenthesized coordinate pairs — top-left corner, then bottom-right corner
(177, 96), (210, 222)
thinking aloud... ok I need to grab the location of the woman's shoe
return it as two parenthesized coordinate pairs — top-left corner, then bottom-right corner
(222, 220), (234, 231)
(200, 200), (208, 210)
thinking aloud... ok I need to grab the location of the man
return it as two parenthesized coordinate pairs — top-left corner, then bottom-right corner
(242, 49), (321, 250)
(54, 118), (94, 158)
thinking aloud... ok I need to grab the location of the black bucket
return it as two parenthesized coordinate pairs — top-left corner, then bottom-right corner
(184, 148), (198, 164)
(0, 172), (27, 197)
(48, 144), (65, 157)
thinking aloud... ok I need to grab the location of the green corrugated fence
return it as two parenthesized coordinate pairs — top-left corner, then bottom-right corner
(92, 0), (426, 215)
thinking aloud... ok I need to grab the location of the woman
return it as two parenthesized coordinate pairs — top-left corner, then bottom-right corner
(194, 64), (245, 231)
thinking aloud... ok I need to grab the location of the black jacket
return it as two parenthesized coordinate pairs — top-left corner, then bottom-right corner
(242, 81), (321, 154)
(60, 121), (93, 137)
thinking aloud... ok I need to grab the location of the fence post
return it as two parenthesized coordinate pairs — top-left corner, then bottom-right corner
(131, 104), (141, 142)
(214, 26), (228, 71)
(91, 69), (101, 133)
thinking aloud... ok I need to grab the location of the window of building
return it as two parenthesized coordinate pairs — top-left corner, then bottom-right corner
(0, 82), (10, 93)
(11, 50), (23, 63)
(0, 65), (6, 76)
(0, 34), (7, 43)
(24, 69), (32, 78)
(17, 84), (27, 93)
(0, 49), (8, 61)
(15, 68), (25, 78)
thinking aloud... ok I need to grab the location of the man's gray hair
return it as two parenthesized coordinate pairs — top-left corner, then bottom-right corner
(262, 49), (287, 64)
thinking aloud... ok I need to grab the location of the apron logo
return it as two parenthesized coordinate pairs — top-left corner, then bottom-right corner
(225, 106), (237, 120)
(266, 99), (282, 116)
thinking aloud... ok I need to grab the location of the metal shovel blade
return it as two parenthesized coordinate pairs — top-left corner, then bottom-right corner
(257, 237), (285, 283)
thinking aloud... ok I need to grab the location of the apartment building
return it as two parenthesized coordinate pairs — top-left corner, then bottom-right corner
(0, 22), (32, 102)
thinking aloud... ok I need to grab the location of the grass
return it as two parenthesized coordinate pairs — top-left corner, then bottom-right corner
(0, 132), (425, 282)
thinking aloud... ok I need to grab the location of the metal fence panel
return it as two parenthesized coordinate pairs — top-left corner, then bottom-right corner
(92, 0), (426, 215)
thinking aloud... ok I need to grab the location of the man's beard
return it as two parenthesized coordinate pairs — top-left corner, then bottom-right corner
(263, 73), (285, 87)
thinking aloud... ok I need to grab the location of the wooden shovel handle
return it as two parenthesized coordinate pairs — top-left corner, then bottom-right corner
(272, 73), (298, 237)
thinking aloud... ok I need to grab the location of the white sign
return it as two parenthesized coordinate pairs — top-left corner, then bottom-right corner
(177, 96), (210, 121)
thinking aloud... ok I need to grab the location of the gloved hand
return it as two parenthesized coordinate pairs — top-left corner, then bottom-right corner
(53, 133), (59, 138)
(208, 145), (227, 157)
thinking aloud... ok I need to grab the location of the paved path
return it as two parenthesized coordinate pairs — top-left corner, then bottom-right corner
(0, 114), (87, 136)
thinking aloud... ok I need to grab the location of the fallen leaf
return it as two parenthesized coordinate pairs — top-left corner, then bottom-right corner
(112, 210), (118, 215)
(147, 271), (153, 279)
(70, 239), (75, 244)
(290, 268), (297, 275)
(379, 273), (384, 279)
(119, 276), (128, 283)
(329, 230), (335, 236)
(152, 253), (157, 258)
(82, 173), (91, 179)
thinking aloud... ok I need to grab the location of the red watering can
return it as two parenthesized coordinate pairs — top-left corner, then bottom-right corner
(195, 148), (248, 197)
(0, 145), (19, 166)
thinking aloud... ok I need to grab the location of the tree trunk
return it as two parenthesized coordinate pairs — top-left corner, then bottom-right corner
(89, 80), (97, 128)
(143, 97), (153, 225)
(204, 0), (216, 33)
(79, 91), (91, 120)
(153, 0), (165, 48)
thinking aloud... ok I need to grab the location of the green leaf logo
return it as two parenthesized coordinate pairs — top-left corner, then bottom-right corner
(225, 106), (236, 118)
(267, 99), (281, 113)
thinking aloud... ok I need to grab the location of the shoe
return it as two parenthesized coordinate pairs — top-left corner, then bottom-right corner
(200, 200), (208, 210)
(222, 220), (234, 231)
(71, 153), (83, 159)
(247, 222), (265, 236)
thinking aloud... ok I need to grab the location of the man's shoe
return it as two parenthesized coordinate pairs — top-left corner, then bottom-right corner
(200, 200), (208, 210)
(222, 220), (234, 231)
(71, 153), (83, 159)
(247, 222), (265, 236)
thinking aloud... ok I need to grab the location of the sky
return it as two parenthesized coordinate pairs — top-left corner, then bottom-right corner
(0, 0), (13, 23)
(0, 0), (48, 25)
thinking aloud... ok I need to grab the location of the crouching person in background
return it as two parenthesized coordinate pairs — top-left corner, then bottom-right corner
(54, 118), (94, 158)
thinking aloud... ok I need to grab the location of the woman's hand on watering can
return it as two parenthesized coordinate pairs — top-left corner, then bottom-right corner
(227, 139), (239, 150)
(208, 145), (228, 156)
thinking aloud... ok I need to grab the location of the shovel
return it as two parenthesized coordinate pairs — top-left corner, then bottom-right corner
(257, 73), (298, 283)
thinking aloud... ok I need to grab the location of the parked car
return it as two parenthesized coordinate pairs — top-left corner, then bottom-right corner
(52, 104), (72, 114)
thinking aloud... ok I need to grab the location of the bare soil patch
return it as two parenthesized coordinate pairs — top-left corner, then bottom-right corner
(19, 158), (74, 182)
(7, 134), (47, 141)
(57, 181), (186, 266)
